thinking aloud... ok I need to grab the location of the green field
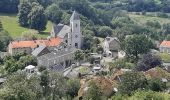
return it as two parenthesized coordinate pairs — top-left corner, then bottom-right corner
(0, 13), (52, 38)
(128, 13), (170, 25)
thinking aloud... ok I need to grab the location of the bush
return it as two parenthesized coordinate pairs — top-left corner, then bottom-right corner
(98, 26), (112, 38)
(131, 90), (170, 100)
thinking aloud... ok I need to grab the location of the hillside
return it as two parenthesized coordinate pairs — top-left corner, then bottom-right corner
(0, 13), (52, 38)
(129, 13), (170, 25)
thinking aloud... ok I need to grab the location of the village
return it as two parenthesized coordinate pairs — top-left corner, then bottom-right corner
(0, 10), (170, 99)
(0, 0), (170, 99)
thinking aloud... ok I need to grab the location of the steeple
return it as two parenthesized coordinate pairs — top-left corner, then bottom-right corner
(70, 11), (80, 21)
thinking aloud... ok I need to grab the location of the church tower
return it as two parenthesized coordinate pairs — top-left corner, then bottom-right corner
(69, 11), (82, 49)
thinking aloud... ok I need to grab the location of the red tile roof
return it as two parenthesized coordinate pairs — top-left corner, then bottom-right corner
(160, 41), (170, 47)
(9, 38), (63, 49)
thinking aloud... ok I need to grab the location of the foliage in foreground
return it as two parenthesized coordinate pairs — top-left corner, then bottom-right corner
(111, 90), (170, 100)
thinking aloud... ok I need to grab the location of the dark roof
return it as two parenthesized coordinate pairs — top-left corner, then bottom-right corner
(57, 25), (71, 38)
(70, 11), (80, 21)
(31, 45), (49, 57)
(50, 64), (65, 72)
(53, 23), (64, 34)
(37, 47), (76, 60)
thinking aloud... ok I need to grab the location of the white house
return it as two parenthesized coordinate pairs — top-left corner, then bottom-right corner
(159, 41), (170, 53)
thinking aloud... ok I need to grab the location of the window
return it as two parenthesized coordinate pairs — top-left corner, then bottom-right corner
(65, 40), (68, 43)
(75, 43), (78, 48)
(76, 24), (78, 27)
(75, 35), (78, 38)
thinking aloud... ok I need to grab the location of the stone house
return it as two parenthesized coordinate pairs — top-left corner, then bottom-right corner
(37, 46), (77, 71)
(8, 38), (62, 55)
(102, 37), (120, 58)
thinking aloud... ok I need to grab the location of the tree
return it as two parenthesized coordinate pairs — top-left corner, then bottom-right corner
(163, 23), (170, 35)
(28, 2), (47, 31)
(118, 71), (147, 95)
(4, 54), (37, 74)
(121, 35), (154, 61)
(148, 78), (166, 92)
(40, 70), (50, 97)
(0, 71), (43, 100)
(74, 50), (84, 62)
(45, 4), (63, 24)
(98, 26), (112, 38)
(83, 34), (94, 50)
(0, 0), (19, 13)
(0, 30), (12, 51)
(166, 34), (170, 40)
(49, 72), (67, 99)
(136, 53), (162, 71)
(66, 78), (80, 98)
(83, 81), (102, 100)
(18, 2), (31, 27)
(37, 0), (52, 8)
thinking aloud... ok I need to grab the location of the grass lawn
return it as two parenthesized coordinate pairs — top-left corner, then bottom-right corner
(0, 13), (52, 39)
(158, 53), (170, 62)
(128, 13), (170, 25)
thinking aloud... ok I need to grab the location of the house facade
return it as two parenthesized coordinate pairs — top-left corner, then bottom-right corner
(8, 38), (62, 55)
(159, 41), (170, 53)
(102, 37), (120, 57)
(37, 47), (77, 71)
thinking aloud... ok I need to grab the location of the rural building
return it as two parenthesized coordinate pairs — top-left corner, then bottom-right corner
(8, 11), (83, 71)
(8, 38), (62, 55)
(160, 41), (170, 53)
(51, 11), (83, 49)
(102, 37), (120, 58)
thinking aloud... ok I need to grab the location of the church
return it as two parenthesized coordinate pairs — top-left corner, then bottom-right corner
(8, 11), (83, 71)
(51, 11), (82, 49)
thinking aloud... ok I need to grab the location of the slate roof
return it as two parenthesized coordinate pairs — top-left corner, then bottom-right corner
(57, 25), (71, 38)
(31, 45), (49, 57)
(37, 47), (77, 61)
(53, 23), (64, 34)
(105, 37), (119, 43)
(70, 11), (80, 21)
(50, 64), (65, 72)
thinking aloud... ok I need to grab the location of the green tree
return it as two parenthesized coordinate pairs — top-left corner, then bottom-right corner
(0, 0), (19, 13)
(18, 2), (31, 27)
(83, 81), (102, 100)
(66, 78), (80, 98)
(166, 34), (170, 40)
(121, 35), (154, 61)
(136, 53), (162, 71)
(49, 72), (67, 99)
(98, 26), (112, 38)
(4, 54), (37, 74)
(40, 70), (50, 96)
(0, 30), (12, 51)
(118, 71), (147, 95)
(148, 78), (166, 92)
(0, 71), (43, 100)
(45, 4), (63, 24)
(74, 50), (84, 62)
(28, 2), (47, 31)
(83, 33), (94, 50)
